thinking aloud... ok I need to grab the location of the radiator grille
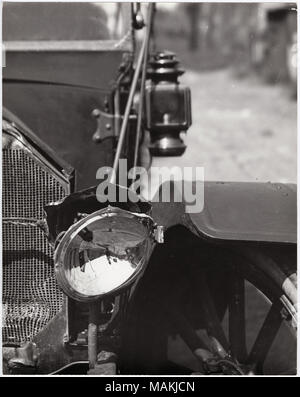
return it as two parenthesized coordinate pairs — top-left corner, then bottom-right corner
(2, 148), (68, 345)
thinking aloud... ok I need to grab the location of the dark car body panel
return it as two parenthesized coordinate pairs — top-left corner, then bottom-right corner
(188, 181), (297, 244)
(2, 44), (130, 190)
(152, 181), (297, 244)
(2, 2), (110, 41)
(3, 3), (132, 190)
(2, 107), (74, 180)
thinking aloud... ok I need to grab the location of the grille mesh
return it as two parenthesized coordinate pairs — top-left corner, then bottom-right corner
(2, 149), (68, 344)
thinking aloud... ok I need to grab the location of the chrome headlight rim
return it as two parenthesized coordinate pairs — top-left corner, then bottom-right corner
(54, 206), (155, 302)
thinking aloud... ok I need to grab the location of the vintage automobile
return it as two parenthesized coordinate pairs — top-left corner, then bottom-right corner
(2, 3), (297, 375)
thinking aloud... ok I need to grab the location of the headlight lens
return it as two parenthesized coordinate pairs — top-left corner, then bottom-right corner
(54, 207), (154, 302)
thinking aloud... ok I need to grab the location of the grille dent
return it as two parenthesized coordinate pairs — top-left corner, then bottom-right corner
(2, 147), (68, 345)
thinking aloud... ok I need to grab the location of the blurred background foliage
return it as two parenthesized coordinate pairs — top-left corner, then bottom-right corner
(153, 3), (297, 86)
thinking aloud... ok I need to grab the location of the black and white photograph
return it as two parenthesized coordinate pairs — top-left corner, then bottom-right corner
(1, 1), (297, 378)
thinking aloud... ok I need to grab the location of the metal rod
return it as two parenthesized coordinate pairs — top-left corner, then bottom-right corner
(168, 308), (210, 352)
(193, 271), (230, 353)
(132, 3), (155, 175)
(88, 301), (99, 369)
(246, 301), (282, 372)
(228, 267), (247, 362)
(109, 26), (148, 184)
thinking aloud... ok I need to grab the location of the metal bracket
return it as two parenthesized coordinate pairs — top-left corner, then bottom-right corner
(154, 225), (164, 243)
(132, 3), (145, 30)
(91, 109), (119, 143)
(3, 342), (39, 374)
(91, 109), (137, 144)
(87, 350), (117, 375)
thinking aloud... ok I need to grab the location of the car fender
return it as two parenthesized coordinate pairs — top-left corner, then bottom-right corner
(151, 181), (296, 244)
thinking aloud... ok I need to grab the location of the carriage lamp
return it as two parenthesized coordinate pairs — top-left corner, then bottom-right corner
(54, 207), (155, 302)
(145, 51), (192, 156)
